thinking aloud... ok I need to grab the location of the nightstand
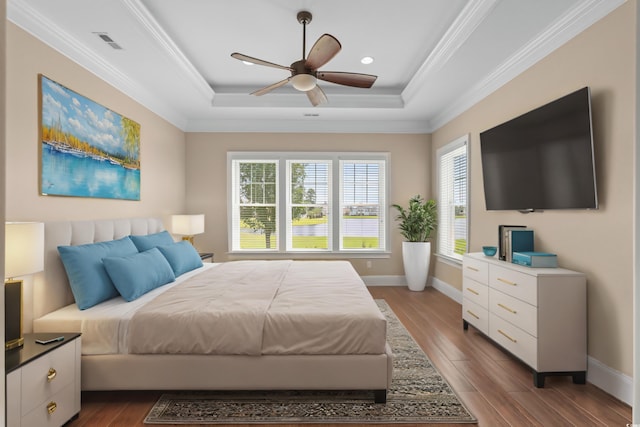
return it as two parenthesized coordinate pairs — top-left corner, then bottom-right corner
(200, 252), (214, 263)
(6, 333), (81, 427)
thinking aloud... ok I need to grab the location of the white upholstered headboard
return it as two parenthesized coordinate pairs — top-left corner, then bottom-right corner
(31, 218), (165, 324)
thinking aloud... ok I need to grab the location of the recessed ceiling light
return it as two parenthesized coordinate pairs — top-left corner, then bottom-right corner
(361, 56), (374, 65)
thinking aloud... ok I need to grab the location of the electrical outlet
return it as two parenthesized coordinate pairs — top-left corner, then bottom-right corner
(366, 260), (372, 269)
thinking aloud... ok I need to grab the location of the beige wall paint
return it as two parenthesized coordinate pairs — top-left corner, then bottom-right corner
(432, 2), (636, 376)
(5, 22), (187, 223)
(185, 132), (431, 276)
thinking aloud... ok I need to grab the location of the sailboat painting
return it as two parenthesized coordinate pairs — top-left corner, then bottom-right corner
(39, 75), (141, 200)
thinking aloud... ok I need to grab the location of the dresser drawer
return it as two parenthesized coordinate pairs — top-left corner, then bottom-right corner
(463, 257), (489, 284)
(21, 341), (76, 415)
(489, 313), (537, 368)
(21, 382), (77, 427)
(463, 299), (489, 335)
(489, 264), (537, 305)
(489, 288), (538, 337)
(463, 277), (488, 309)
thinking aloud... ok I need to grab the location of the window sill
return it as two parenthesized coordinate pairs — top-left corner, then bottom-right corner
(435, 253), (463, 268)
(228, 251), (391, 260)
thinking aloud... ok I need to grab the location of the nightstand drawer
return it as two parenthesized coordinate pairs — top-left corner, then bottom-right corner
(489, 288), (537, 337)
(21, 341), (76, 416)
(463, 278), (488, 309)
(463, 257), (489, 284)
(21, 382), (76, 427)
(489, 265), (537, 305)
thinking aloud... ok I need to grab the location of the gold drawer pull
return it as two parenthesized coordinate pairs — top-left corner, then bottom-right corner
(497, 277), (517, 286)
(47, 401), (57, 415)
(466, 288), (479, 296)
(47, 368), (57, 382)
(466, 310), (480, 320)
(466, 266), (479, 272)
(497, 303), (517, 314)
(498, 329), (517, 343)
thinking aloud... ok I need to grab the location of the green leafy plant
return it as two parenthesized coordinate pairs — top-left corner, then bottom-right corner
(392, 195), (437, 242)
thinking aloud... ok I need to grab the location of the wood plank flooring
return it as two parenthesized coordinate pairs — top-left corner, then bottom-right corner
(67, 286), (631, 426)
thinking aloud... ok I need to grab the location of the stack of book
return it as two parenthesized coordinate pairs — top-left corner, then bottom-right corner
(503, 228), (534, 263)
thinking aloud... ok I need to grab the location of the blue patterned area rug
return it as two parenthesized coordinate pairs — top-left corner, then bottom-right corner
(144, 300), (476, 424)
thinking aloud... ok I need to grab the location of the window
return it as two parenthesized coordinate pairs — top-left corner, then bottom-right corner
(437, 135), (468, 262)
(229, 152), (388, 254)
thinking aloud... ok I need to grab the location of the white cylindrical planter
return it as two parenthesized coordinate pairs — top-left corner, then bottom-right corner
(402, 241), (431, 291)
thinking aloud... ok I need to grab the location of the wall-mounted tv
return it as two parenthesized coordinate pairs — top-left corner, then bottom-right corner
(480, 86), (597, 212)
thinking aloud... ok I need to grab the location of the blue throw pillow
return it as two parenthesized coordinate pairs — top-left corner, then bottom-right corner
(129, 230), (174, 252)
(103, 248), (176, 302)
(157, 241), (203, 277)
(58, 236), (139, 310)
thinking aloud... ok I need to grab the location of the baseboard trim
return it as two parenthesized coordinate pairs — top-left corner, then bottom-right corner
(431, 277), (463, 304)
(587, 356), (633, 405)
(428, 276), (632, 406)
(362, 275), (406, 286)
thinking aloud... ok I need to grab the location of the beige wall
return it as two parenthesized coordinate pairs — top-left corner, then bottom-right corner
(185, 132), (431, 276)
(432, 2), (636, 376)
(5, 22), (187, 223)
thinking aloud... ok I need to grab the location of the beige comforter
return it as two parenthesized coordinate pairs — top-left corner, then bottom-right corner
(127, 260), (387, 356)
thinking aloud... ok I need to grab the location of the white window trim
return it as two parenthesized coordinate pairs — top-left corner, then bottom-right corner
(227, 151), (390, 256)
(436, 135), (469, 265)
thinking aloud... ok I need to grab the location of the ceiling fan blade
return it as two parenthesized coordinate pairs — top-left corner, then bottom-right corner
(305, 34), (341, 70)
(251, 78), (291, 96)
(306, 85), (328, 107)
(317, 71), (377, 88)
(231, 53), (292, 71)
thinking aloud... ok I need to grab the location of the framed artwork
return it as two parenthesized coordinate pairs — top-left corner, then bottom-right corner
(39, 74), (141, 200)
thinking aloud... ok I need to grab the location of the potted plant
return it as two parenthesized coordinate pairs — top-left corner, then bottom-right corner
(393, 195), (437, 291)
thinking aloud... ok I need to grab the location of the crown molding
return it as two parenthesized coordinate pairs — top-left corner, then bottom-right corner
(186, 118), (431, 134)
(7, 0), (188, 129)
(121, 0), (215, 102)
(210, 92), (404, 109)
(401, 0), (499, 105)
(428, 0), (626, 131)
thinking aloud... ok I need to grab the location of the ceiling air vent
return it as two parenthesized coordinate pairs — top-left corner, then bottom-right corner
(95, 32), (123, 50)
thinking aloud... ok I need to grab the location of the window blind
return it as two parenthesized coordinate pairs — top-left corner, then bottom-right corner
(231, 160), (279, 251)
(437, 137), (468, 261)
(286, 160), (331, 251)
(340, 160), (386, 250)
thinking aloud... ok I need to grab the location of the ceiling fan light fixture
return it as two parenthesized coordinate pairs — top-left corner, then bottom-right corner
(291, 74), (317, 91)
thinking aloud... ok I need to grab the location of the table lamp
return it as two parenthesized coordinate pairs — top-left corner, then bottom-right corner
(171, 214), (205, 246)
(5, 222), (44, 350)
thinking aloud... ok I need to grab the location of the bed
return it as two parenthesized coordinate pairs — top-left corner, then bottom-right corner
(31, 218), (393, 403)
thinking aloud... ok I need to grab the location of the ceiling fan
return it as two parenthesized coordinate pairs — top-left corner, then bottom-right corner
(231, 11), (377, 106)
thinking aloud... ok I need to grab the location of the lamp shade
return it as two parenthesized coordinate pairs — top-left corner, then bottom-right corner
(171, 214), (205, 236)
(5, 222), (45, 279)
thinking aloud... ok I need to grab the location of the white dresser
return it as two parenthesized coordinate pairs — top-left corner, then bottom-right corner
(462, 252), (586, 387)
(6, 333), (81, 427)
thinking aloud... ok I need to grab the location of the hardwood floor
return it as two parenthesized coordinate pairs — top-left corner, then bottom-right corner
(68, 286), (631, 426)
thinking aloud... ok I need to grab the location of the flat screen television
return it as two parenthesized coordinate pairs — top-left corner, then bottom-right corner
(480, 86), (597, 211)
